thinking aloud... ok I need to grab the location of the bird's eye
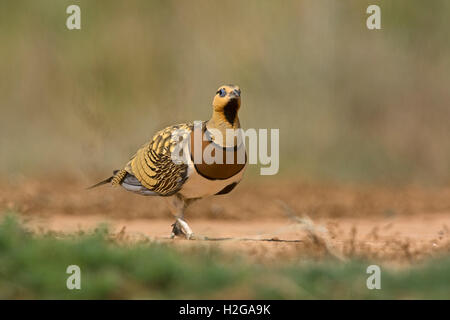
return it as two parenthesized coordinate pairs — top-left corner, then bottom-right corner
(217, 88), (226, 97)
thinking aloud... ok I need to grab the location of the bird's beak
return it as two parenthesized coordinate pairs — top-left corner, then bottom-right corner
(229, 89), (241, 99)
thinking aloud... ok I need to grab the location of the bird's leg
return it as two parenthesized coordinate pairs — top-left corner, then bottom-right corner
(171, 217), (194, 239)
(167, 195), (195, 239)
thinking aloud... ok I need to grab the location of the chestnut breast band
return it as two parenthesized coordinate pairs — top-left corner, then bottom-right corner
(189, 124), (247, 180)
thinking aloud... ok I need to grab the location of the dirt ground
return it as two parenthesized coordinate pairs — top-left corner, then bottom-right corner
(1, 178), (449, 265)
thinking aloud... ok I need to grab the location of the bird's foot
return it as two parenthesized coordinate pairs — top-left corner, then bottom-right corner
(170, 218), (194, 240)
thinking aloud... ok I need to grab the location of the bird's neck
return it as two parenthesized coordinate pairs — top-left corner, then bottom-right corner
(206, 111), (241, 147)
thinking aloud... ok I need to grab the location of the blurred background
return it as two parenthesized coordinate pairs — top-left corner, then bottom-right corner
(1, 1), (450, 301)
(0, 0), (449, 186)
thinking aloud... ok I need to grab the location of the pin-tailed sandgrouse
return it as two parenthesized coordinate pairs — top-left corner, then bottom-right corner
(90, 85), (247, 239)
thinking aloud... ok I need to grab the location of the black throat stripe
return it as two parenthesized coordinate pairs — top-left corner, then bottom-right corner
(223, 99), (239, 125)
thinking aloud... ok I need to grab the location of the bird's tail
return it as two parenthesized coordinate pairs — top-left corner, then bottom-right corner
(86, 176), (114, 190)
(87, 169), (127, 190)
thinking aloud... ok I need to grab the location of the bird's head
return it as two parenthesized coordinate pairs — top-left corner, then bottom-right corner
(212, 84), (241, 125)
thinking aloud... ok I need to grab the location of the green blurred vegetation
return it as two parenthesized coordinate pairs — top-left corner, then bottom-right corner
(0, 1), (449, 184)
(0, 214), (449, 299)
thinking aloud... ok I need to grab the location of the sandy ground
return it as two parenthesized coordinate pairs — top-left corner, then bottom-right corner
(1, 178), (450, 265)
(19, 213), (450, 265)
